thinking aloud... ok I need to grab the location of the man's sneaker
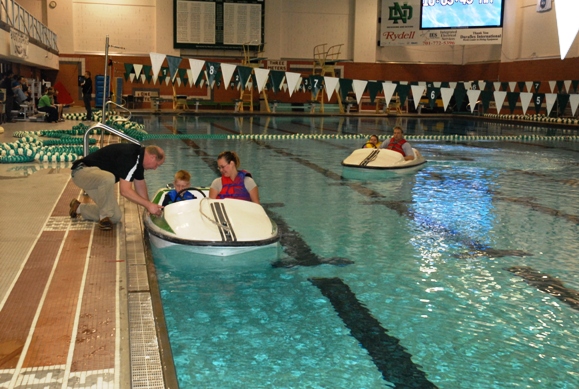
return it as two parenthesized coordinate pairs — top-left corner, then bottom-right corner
(69, 199), (81, 218)
(98, 217), (113, 230)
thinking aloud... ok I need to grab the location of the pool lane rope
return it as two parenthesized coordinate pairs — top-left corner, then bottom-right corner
(2, 116), (579, 164)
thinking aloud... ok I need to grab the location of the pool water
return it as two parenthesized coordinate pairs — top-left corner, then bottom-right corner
(141, 115), (579, 388)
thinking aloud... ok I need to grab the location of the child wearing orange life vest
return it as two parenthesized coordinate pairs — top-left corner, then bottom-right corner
(362, 134), (382, 149)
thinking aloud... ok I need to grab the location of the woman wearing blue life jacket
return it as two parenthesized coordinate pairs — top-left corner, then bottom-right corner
(209, 151), (260, 204)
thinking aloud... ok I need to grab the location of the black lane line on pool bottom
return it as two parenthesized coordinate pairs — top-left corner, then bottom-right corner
(507, 266), (579, 310)
(309, 277), (439, 389)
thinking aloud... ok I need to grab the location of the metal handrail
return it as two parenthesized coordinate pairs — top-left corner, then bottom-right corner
(103, 100), (132, 123)
(83, 122), (141, 157)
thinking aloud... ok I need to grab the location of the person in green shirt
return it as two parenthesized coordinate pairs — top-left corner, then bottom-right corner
(38, 89), (59, 123)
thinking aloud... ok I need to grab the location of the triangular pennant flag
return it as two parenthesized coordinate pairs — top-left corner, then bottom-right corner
(454, 83), (466, 112)
(382, 82), (397, 107)
(338, 79), (354, 102)
(188, 59), (205, 87)
(533, 93), (544, 114)
(440, 87), (454, 112)
(285, 72), (301, 97)
(220, 63), (237, 90)
(178, 68), (187, 85)
(352, 80), (368, 105)
(493, 82), (501, 91)
(152, 74), (158, 85)
(367, 81), (382, 104)
(519, 92), (533, 115)
(556, 80), (565, 92)
(564, 80), (572, 93)
(129, 73), (135, 83)
(124, 63), (134, 82)
(549, 81), (556, 92)
(236, 66), (253, 90)
(572, 80), (579, 93)
(509, 82), (517, 92)
(433, 82), (442, 88)
(133, 64), (143, 81)
(533, 81), (541, 93)
(324, 76), (339, 100)
(269, 70), (285, 93)
(410, 85), (426, 110)
(426, 87), (439, 109)
(166, 55), (182, 81)
(149, 52), (166, 83)
(545, 93), (557, 115)
(507, 92), (519, 113)
(469, 81), (478, 90)
(525, 81), (533, 93)
(494, 91), (507, 114)
(143, 65), (152, 83)
(478, 80), (486, 91)
(569, 94), (579, 116)
(397, 84), (411, 106)
(480, 90), (493, 113)
(555, 0), (579, 59)
(254, 68), (270, 93)
(309, 75), (324, 98)
(467, 89), (481, 113)
(517, 81), (526, 92)
(205, 62), (221, 89)
(440, 81), (450, 88)
(176, 78), (182, 87)
(557, 93), (570, 113)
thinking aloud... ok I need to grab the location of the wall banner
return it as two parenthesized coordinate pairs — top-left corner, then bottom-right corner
(380, 0), (503, 46)
(10, 29), (29, 58)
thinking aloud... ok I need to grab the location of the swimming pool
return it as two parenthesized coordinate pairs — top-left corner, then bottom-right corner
(141, 115), (579, 388)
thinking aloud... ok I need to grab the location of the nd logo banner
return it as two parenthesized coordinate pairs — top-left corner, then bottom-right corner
(388, 2), (413, 24)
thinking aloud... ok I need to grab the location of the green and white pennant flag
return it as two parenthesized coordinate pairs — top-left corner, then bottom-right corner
(134, 64), (143, 83)
(220, 63), (237, 90)
(466, 89), (481, 113)
(382, 82), (397, 106)
(519, 92), (533, 115)
(555, 0), (579, 59)
(285, 72), (301, 97)
(324, 77), (339, 100)
(410, 84), (426, 110)
(440, 87), (454, 111)
(493, 91), (507, 114)
(352, 80), (368, 105)
(569, 94), (579, 116)
(166, 55), (182, 82)
(545, 93), (557, 115)
(149, 52), (166, 85)
(188, 59), (205, 87)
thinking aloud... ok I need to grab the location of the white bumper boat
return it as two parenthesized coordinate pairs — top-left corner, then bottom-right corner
(341, 148), (427, 179)
(144, 187), (280, 258)
(342, 148), (427, 170)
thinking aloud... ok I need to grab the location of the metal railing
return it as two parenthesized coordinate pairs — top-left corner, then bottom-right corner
(81, 99), (136, 156)
(0, 0), (59, 52)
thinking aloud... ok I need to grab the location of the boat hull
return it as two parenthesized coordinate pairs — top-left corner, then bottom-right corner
(341, 148), (427, 170)
(144, 189), (280, 258)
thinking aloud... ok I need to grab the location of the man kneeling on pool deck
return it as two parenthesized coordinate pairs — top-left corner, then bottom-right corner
(69, 143), (165, 230)
(380, 126), (415, 161)
(162, 169), (197, 206)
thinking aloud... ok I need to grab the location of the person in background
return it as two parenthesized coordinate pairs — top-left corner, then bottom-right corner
(81, 70), (92, 121)
(69, 144), (165, 230)
(162, 169), (197, 206)
(50, 88), (64, 121)
(362, 134), (381, 148)
(1, 70), (16, 122)
(37, 88), (59, 123)
(380, 126), (415, 161)
(209, 150), (259, 204)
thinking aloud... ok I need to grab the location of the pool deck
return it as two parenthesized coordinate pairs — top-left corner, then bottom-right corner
(1, 107), (577, 388)
(0, 113), (177, 388)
